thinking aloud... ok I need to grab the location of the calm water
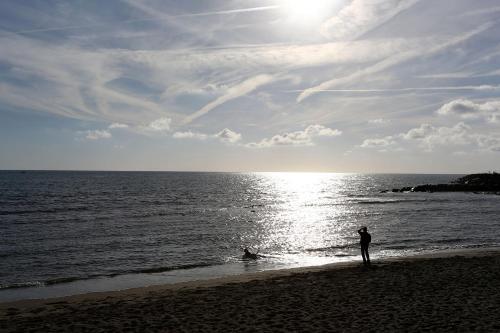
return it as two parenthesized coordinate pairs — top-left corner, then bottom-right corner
(1, 171), (500, 301)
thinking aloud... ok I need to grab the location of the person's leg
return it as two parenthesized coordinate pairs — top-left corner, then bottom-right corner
(361, 245), (367, 264)
(365, 246), (370, 265)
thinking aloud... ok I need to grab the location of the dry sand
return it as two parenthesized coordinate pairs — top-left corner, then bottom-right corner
(2, 249), (500, 332)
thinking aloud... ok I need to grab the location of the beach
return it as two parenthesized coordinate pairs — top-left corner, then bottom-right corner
(2, 249), (500, 332)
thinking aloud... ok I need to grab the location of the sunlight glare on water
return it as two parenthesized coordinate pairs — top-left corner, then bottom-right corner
(248, 172), (352, 263)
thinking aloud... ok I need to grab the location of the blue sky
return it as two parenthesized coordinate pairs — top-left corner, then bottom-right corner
(1, 0), (500, 172)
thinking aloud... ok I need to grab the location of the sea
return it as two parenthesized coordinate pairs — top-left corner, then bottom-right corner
(1, 171), (500, 302)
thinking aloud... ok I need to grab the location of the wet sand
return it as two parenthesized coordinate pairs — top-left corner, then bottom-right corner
(2, 249), (500, 332)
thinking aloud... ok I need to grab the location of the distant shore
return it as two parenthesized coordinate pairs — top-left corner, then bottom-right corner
(2, 248), (500, 332)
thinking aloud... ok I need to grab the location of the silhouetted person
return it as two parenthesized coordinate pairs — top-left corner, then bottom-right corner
(243, 248), (258, 260)
(358, 227), (371, 266)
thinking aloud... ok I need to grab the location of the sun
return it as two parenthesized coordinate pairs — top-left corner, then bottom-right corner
(282, 0), (332, 25)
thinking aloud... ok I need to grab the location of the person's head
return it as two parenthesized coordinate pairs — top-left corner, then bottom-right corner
(362, 227), (367, 232)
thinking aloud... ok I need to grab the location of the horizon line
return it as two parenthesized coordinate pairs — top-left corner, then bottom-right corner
(0, 169), (482, 175)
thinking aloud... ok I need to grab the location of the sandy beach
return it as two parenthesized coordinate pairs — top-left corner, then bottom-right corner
(2, 249), (500, 332)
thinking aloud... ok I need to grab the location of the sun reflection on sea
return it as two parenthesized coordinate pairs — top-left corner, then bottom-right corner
(246, 172), (354, 265)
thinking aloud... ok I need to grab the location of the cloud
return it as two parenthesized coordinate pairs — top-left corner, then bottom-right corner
(172, 131), (208, 140)
(183, 74), (275, 124)
(401, 123), (434, 140)
(247, 125), (341, 148)
(360, 136), (396, 148)
(172, 128), (241, 144)
(290, 85), (500, 94)
(0, 20), (435, 129)
(361, 122), (475, 152)
(437, 99), (500, 122)
(474, 134), (500, 152)
(406, 122), (471, 151)
(0, 34), (181, 125)
(109, 123), (129, 129)
(320, 0), (419, 40)
(215, 128), (242, 143)
(368, 118), (390, 124)
(3, 4), (281, 36)
(83, 130), (112, 140)
(298, 22), (493, 102)
(147, 117), (171, 131)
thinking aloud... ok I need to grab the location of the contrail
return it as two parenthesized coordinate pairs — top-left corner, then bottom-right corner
(1, 5), (280, 36)
(286, 85), (500, 93)
(175, 5), (280, 18)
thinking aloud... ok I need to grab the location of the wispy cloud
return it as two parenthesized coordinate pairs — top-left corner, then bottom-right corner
(369, 118), (391, 124)
(81, 130), (112, 141)
(298, 22), (494, 102)
(2, 0), (500, 171)
(290, 85), (500, 94)
(182, 74), (275, 125)
(320, 0), (419, 40)
(0, 24), (433, 129)
(4, 4), (281, 36)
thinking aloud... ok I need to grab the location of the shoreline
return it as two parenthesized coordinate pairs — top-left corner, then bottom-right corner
(2, 246), (500, 308)
(2, 247), (500, 331)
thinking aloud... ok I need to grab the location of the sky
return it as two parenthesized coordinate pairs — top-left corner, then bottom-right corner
(1, 0), (500, 173)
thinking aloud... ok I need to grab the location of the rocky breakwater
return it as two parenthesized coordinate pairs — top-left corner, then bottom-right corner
(386, 173), (500, 193)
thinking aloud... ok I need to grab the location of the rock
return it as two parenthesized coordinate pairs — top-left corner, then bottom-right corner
(389, 172), (500, 193)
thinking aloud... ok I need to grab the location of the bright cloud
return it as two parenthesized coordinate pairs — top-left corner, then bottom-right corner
(172, 128), (241, 144)
(247, 125), (341, 148)
(369, 118), (390, 124)
(401, 123), (435, 140)
(172, 131), (208, 140)
(362, 121), (500, 153)
(147, 117), (172, 131)
(360, 136), (397, 148)
(109, 123), (129, 129)
(215, 128), (242, 143)
(405, 122), (471, 151)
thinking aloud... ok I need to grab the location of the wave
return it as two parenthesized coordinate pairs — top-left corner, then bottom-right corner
(0, 262), (218, 291)
(306, 243), (358, 252)
(434, 238), (469, 244)
(355, 199), (426, 205)
(383, 245), (412, 250)
(0, 206), (88, 216)
(333, 253), (354, 257)
(0, 281), (46, 290)
(124, 263), (215, 274)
